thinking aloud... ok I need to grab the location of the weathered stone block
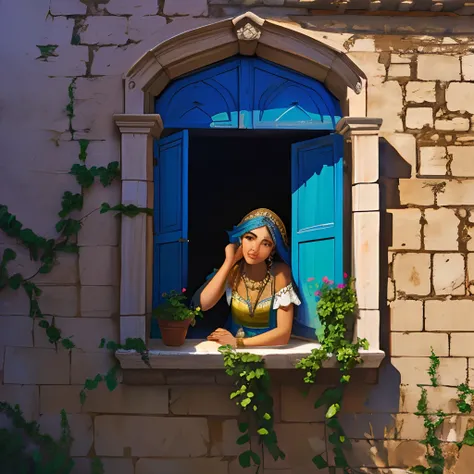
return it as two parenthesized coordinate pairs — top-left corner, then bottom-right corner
(451, 333), (474, 356)
(81, 17), (128, 45)
(389, 64), (410, 78)
(106, 0), (159, 15)
(34, 317), (117, 352)
(435, 118), (470, 132)
(448, 146), (474, 177)
(400, 385), (458, 413)
(390, 300), (423, 331)
(406, 81), (436, 103)
(433, 253), (465, 295)
(37, 286), (78, 317)
(398, 179), (435, 206)
(463, 54), (474, 81)
(170, 386), (239, 416)
(136, 458), (228, 474)
(0, 316), (33, 347)
(102, 458), (134, 474)
(280, 386), (327, 422)
(368, 81), (403, 132)
(446, 83), (474, 114)
(263, 422), (326, 470)
(164, 0), (209, 16)
(80, 286), (119, 318)
(424, 208), (459, 250)
(79, 246), (120, 286)
(210, 419), (245, 456)
(94, 416), (209, 456)
(128, 16), (168, 42)
(4, 347), (69, 384)
(39, 414), (93, 456)
(419, 146), (448, 176)
(71, 351), (116, 384)
(391, 332), (448, 357)
(350, 38), (375, 52)
(40, 386), (82, 414)
(84, 384), (169, 415)
(0, 385), (39, 420)
(78, 183), (120, 246)
(438, 181), (474, 206)
(393, 253), (431, 295)
(73, 76), (124, 140)
(426, 300), (474, 332)
(50, 0), (87, 15)
(381, 133), (416, 176)
(406, 107), (433, 129)
(390, 209), (422, 250)
(418, 54), (461, 81)
(392, 357), (467, 386)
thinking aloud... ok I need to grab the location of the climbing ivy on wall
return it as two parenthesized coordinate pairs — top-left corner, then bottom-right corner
(0, 78), (152, 351)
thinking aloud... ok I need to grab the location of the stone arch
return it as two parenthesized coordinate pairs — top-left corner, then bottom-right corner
(124, 12), (367, 117)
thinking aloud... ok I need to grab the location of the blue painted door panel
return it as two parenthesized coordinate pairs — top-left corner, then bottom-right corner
(291, 134), (344, 340)
(155, 57), (341, 130)
(155, 61), (239, 129)
(252, 60), (341, 130)
(152, 131), (189, 338)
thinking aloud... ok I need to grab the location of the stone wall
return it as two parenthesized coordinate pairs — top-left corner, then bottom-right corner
(1, 1), (474, 473)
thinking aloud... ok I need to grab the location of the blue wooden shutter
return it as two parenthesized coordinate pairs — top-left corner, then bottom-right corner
(291, 134), (343, 340)
(152, 131), (189, 330)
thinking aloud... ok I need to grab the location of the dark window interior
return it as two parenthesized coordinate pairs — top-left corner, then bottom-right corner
(186, 129), (320, 338)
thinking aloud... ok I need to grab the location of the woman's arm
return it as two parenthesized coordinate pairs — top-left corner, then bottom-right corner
(199, 244), (242, 311)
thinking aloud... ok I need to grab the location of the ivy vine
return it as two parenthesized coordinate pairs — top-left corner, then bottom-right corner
(0, 402), (104, 474)
(219, 346), (284, 472)
(295, 276), (369, 471)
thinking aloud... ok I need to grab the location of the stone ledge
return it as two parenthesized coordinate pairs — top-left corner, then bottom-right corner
(116, 339), (385, 371)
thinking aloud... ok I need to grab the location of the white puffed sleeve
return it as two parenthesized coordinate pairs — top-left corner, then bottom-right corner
(273, 283), (301, 309)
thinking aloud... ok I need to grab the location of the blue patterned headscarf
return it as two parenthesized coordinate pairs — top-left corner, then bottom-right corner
(227, 208), (290, 265)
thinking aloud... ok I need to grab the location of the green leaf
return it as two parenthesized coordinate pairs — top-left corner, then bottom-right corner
(249, 450), (261, 466)
(312, 455), (328, 469)
(8, 273), (23, 290)
(236, 434), (250, 445)
(315, 387), (343, 409)
(238, 422), (249, 433)
(238, 451), (251, 468)
(38, 320), (50, 329)
(61, 338), (75, 350)
(104, 367), (119, 392)
(241, 398), (251, 408)
(79, 390), (86, 405)
(326, 403), (340, 419)
(46, 325), (61, 343)
(263, 413), (271, 421)
(2, 248), (16, 263)
(257, 428), (269, 436)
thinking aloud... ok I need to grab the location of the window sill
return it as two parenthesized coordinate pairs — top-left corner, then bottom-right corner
(115, 338), (385, 370)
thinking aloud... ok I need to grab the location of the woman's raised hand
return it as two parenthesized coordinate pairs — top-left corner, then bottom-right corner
(225, 243), (243, 267)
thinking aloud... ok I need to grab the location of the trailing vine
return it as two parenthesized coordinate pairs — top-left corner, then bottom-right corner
(0, 402), (104, 474)
(295, 275), (369, 471)
(219, 346), (285, 472)
(80, 337), (150, 405)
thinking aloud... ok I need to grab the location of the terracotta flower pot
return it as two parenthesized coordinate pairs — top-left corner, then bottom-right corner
(158, 319), (192, 347)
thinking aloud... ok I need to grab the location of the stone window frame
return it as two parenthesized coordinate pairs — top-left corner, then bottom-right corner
(113, 12), (385, 370)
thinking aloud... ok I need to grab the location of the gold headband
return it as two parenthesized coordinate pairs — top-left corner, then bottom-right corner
(240, 208), (289, 246)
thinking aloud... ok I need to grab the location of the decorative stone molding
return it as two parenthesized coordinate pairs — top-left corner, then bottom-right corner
(114, 17), (384, 366)
(113, 114), (163, 342)
(336, 117), (383, 351)
(124, 12), (366, 116)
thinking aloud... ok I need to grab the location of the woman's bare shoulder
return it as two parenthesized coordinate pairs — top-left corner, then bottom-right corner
(273, 262), (292, 290)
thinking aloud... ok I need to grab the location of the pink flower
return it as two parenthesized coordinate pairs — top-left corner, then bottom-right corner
(322, 276), (329, 284)
(307, 277), (315, 282)
(344, 272), (348, 279)
(329, 280), (334, 285)
(314, 290), (321, 296)
(181, 288), (186, 293)
(338, 283), (346, 289)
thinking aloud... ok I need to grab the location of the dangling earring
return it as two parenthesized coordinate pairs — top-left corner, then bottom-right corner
(267, 254), (274, 268)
